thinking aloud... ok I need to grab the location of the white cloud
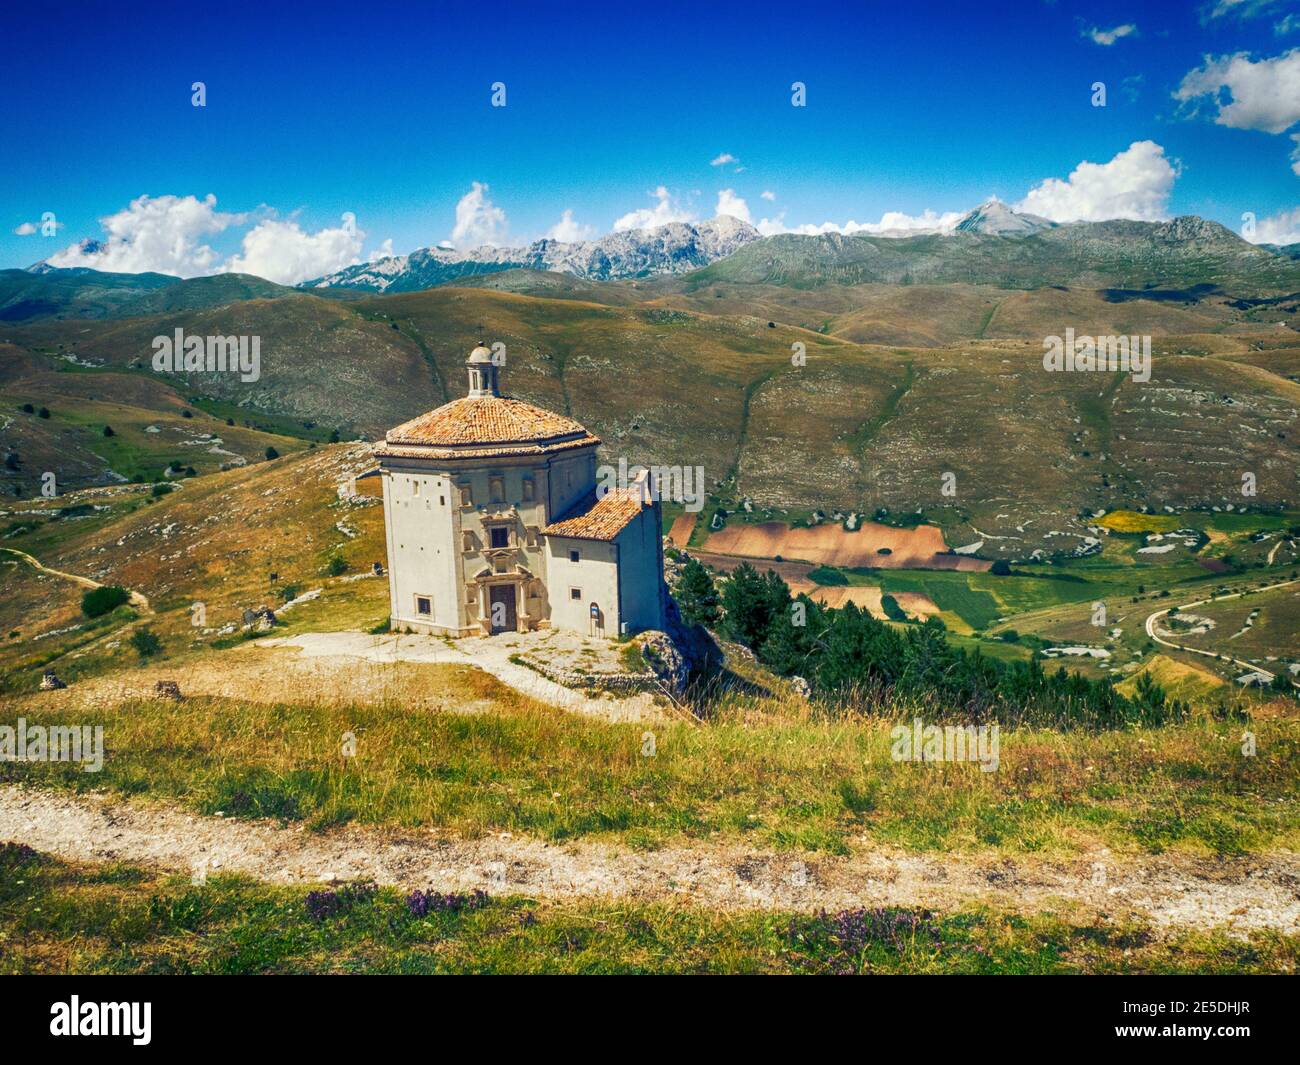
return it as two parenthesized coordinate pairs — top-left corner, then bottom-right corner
(1292, 132), (1300, 175)
(612, 186), (696, 231)
(756, 208), (964, 237)
(545, 209), (595, 242)
(450, 182), (508, 247)
(13, 222), (37, 236)
(46, 194), (243, 277)
(1086, 23), (1137, 45)
(1016, 141), (1177, 222)
(367, 238), (396, 261)
(1249, 205), (1300, 244)
(710, 153), (739, 167)
(226, 213), (366, 285)
(760, 190), (776, 201)
(715, 189), (751, 223)
(1175, 49), (1300, 133)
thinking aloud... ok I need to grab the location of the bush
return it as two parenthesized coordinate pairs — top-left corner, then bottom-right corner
(1000, 629), (1021, 643)
(990, 560), (1012, 576)
(82, 585), (130, 618)
(879, 593), (908, 621)
(325, 551), (348, 577)
(38, 407), (50, 419)
(265, 446), (279, 460)
(129, 627), (162, 659)
(102, 425), (115, 437)
(151, 483), (173, 499)
(807, 565), (848, 586)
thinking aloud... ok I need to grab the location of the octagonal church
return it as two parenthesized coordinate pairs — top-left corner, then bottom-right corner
(376, 344), (667, 637)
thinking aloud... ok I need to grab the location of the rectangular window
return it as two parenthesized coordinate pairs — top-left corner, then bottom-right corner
(522, 478), (534, 501)
(461, 531), (474, 552)
(490, 526), (510, 549)
(412, 480), (420, 496)
(489, 476), (504, 503)
(569, 549), (580, 563)
(570, 588), (582, 600)
(458, 484), (473, 507)
(415, 596), (431, 616)
(466, 584), (477, 606)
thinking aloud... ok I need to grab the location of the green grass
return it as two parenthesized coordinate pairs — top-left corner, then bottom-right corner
(2, 846), (1294, 974)
(4, 689), (1299, 858)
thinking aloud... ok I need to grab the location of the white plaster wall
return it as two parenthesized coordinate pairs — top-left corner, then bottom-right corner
(614, 506), (666, 633)
(384, 468), (460, 632)
(544, 538), (620, 635)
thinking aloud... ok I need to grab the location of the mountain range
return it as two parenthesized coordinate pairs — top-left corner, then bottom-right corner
(305, 215), (762, 291)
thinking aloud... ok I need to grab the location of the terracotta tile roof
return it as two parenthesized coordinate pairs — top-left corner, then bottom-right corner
(377, 395), (600, 460)
(387, 396), (590, 447)
(542, 489), (649, 542)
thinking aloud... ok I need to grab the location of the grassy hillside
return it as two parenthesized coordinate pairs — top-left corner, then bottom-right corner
(4, 276), (1298, 558)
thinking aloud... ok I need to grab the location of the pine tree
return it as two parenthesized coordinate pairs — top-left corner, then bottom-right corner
(673, 557), (720, 628)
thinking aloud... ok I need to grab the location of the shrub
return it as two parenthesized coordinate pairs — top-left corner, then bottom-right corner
(102, 425), (115, 437)
(82, 585), (130, 617)
(990, 560), (1012, 576)
(38, 407), (50, 419)
(325, 551), (348, 577)
(808, 565), (848, 586)
(151, 483), (173, 499)
(264, 446), (279, 460)
(130, 627), (162, 659)
(880, 593), (908, 621)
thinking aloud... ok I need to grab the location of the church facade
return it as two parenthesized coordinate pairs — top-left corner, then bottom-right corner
(377, 345), (667, 638)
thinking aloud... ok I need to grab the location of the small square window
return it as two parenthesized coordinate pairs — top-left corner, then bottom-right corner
(570, 588), (582, 601)
(490, 526), (510, 549)
(416, 596), (431, 616)
(569, 549), (580, 563)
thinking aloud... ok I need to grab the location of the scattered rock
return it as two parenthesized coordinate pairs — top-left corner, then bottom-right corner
(790, 675), (811, 699)
(154, 680), (183, 701)
(39, 671), (67, 691)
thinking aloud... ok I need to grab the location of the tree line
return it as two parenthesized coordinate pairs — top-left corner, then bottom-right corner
(672, 557), (1186, 729)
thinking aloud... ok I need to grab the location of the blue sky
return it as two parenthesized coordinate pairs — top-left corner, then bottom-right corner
(2, 0), (1298, 281)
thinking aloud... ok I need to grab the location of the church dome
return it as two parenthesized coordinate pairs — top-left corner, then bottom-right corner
(377, 345), (600, 460)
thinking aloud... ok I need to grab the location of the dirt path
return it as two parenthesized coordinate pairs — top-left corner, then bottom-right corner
(0, 546), (152, 614)
(1144, 576), (1300, 686)
(2, 784), (1297, 935)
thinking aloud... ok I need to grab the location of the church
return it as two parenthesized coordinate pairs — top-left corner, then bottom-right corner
(377, 344), (668, 637)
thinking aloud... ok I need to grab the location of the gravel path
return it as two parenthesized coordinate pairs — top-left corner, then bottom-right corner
(3, 784), (1297, 935)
